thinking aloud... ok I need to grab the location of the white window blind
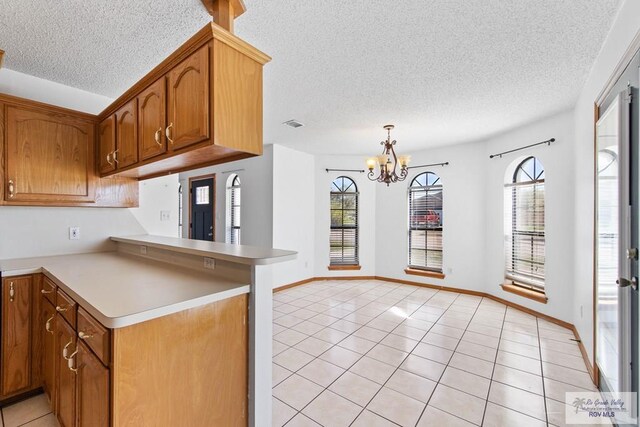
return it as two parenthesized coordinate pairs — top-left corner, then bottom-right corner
(505, 157), (545, 289)
(330, 177), (359, 265)
(408, 172), (443, 272)
(226, 175), (241, 245)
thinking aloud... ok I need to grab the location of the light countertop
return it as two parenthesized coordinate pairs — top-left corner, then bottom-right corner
(0, 252), (250, 328)
(111, 235), (297, 265)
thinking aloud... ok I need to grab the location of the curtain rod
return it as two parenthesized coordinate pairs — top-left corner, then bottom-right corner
(407, 162), (449, 170)
(221, 168), (245, 174)
(325, 168), (365, 173)
(489, 138), (556, 159)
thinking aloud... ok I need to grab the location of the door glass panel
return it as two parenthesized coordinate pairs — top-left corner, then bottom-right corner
(195, 186), (210, 205)
(596, 96), (621, 392)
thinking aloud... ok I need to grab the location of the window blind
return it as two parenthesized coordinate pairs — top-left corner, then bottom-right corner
(330, 177), (359, 265)
(408, 173), (443, 272)
(505, 180), (545, 289)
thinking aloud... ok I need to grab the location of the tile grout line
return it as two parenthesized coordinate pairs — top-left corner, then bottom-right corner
(536, 317), (550, 426)
(479, 300), (508, 426)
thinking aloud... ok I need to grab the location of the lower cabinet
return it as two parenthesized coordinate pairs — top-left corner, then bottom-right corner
(76, 341), (109, 427)
(41, 298), (56, 408)
(56, 314), (76, 427)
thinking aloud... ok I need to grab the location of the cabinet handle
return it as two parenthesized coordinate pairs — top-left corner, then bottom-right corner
(78, 331), (93, 340)
(45, 315), (54, 334)
(7, 179), (15, 198)
(9, 282), (14, 302)
(63, 340), (74, 359)
(166, 123), (174, 144)
(113, 149), (119, 164)
(154, 128), (163, 146)
(56, 305), (69, 312)
(67, 349), (78, 374)
(106, 153), (114, 166)
(41, 288), (54, 295)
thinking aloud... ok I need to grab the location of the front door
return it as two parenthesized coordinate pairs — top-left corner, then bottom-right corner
(595, 50), (639, 424)
(190, 176), (214, 241)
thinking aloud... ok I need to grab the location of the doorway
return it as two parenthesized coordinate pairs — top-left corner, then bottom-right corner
(594, 48), (639, 415)
(189, 174), (215, 241)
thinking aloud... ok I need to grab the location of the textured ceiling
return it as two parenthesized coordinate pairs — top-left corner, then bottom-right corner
(0, 0), (621, 154)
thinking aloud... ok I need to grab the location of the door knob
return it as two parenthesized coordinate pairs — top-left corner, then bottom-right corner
(627, 248), (638, 260)
(617, 277), (638, 290)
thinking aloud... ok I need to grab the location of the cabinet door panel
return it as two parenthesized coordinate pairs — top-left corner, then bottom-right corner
(42, 299), (56, 408)
(167, 44), (210, 151)
(138, 78), (166, 161)
(77, 341), (109, 427)
(98, 116), (116, 175)
(6, 106), (96, 202)
(56, 315), (76, 427)
(1, 277), (32, 396)
(115, 100), (138, 168)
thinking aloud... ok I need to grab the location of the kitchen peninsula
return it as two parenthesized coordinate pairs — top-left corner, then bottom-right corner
(0, 235), (295, 426)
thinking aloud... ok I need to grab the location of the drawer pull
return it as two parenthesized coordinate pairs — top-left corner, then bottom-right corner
(56, 305), (70, 312)
(166, 123), (174, 144)
(155, 128), (163, 145)
(8, 179), (15, 198)
(63, 340), (74, 359)
(41, 288), (54, 295)
(67, 350), (78, 374)
(106, 153), (114, 166)
(113, 149), (119, 164)
(78, 331), (93, 340)
(9, 282), (15, 302)
(45, 316), (54, 334)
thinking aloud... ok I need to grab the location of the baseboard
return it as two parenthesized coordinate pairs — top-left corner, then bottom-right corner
(272, 274), (596, 384)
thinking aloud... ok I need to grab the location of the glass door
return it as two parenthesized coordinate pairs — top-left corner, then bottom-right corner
(595, 90), (633, 395)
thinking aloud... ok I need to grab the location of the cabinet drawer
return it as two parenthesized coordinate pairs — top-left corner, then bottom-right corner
(55, 289), (77, 329)
(41, 276), (56, 305)
(77, 308), (110, 365)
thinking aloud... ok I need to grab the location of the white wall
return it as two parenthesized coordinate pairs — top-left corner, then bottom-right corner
(572, 0), (640, 362)
(0, 69), (112, 114)
(178, 147), (274, 248)
(130, 175), (180, 237)
(313, 156), (377, 277)
(272, 145), (316, 286)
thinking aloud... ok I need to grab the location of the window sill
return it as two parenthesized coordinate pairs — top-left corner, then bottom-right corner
(328, 265), (362, 271)
(404, 268), (445, 279)
(501, 281), (548, 304)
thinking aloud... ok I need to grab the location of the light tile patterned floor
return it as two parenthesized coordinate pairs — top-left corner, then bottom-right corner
(272, 280), (605, 427)
(0, 393), (58, 427)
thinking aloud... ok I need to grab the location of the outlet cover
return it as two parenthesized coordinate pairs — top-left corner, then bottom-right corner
(69, 227), (80, 240)
(203, 257), (216, 270)
(140, 245), (148, 255)
(160, 210), (171, 221)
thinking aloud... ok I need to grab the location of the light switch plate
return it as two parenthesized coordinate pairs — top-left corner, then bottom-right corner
(69, 227), (80, 240)
(203, 257), (216, 270)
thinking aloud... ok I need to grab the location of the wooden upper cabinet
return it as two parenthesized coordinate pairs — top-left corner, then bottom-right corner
(1, 276), (32, 396)
(5, 106), (95, 203)
(115, 100), (138, 169)
(167, 44), (210, 151)
(98, 116), (116, 175)
(76, 341), (109, 427)
(138, 78), (166, 161)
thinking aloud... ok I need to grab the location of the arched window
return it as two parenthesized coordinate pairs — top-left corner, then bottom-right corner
(505, 156), (545, 289)
(226, 174), (241, 244)
(408, 172), (443, 272)
(330, 177), (359, 266)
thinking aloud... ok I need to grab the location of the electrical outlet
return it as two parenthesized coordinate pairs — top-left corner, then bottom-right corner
(140, 245), (148, 255)
(160, 210), (171, 221)
(69, 227), (80, 240)
(203, 257), (216, 270)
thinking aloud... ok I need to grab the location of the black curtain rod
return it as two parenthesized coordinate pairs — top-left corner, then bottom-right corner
(325, 168), (365, 173)
(489, 138), (556, 159)
(407, 162), (449, 170)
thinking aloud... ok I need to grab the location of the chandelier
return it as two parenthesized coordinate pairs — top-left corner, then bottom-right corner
(366, 125), (410, 186)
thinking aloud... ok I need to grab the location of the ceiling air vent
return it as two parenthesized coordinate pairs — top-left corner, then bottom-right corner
(283, 119), (304, 128)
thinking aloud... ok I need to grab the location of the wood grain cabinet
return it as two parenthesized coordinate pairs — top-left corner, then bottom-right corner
(166, 44), (210, 151)
(1, 276), (32, 396)
(76, 341), (109, 427)
(41, 297), (57, 409)
(4, 106), (95, 203)
(98, 116), (116, 175)
(137, 78), (166, 161)
(56, 314), (77, 427)
(114, 100), (138, 169)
